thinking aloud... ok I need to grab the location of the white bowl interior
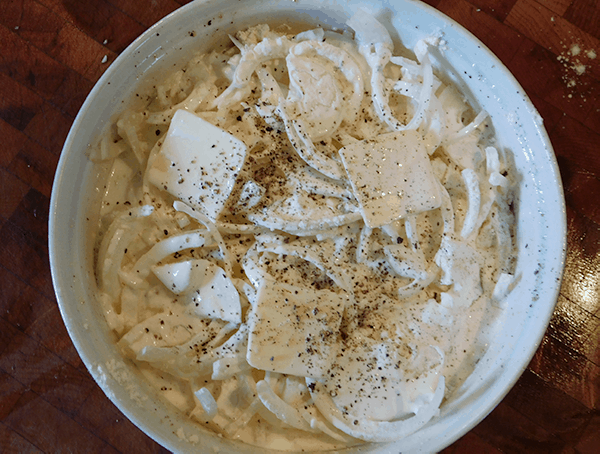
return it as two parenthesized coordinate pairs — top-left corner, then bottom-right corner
(49, 0), (566, 452)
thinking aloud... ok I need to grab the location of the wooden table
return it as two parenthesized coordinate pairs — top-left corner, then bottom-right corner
(1, 0), (599, 452)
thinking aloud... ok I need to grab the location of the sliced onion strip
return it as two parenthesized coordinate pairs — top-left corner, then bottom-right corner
(306, 375), (445, 442)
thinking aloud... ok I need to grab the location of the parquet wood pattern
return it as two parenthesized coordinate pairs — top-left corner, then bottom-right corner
(1, 0), (599, 452)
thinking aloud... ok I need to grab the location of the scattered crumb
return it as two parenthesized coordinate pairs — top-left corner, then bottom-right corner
(573, 64), (586, 75)
(556, 42), (597, 101)
(103, 39), (108, 45)
(101, 55), (108, 64)
(175, 427), (199, 444)
(105, 358), (148, 404)
(570, 44), (581, 56)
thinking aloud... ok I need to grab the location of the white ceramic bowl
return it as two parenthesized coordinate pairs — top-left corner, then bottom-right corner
(49, 0), (567, 452)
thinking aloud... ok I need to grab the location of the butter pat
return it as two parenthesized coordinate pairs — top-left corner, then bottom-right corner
(247, 280), (347, 378)
(148, 109), (247, 221)
(339, 131), (441, 228)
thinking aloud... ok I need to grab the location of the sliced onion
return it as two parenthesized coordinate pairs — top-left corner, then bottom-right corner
(97, 206), (154, 298)
(306, 375), (445, 442)
(120, 229), (214, 287)
(460, 168), (481, 239)
(444, 109), (489, 146)
(194, 387), (218, 420)
(256, 380), (314, 432)
(174, 201), (235, 277)
(437, 180), (456, 236)
(247, 210), (361, 236)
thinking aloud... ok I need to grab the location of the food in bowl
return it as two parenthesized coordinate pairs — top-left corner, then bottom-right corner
(90, 11), (516, 450)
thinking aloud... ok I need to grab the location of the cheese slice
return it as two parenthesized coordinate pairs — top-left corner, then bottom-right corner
(148, 109), (247, 221)
(247, 280), (348, 378)
(339, 130), (441, 228)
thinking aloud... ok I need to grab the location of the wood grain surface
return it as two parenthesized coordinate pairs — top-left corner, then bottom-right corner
(1, 0), (599, 452)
